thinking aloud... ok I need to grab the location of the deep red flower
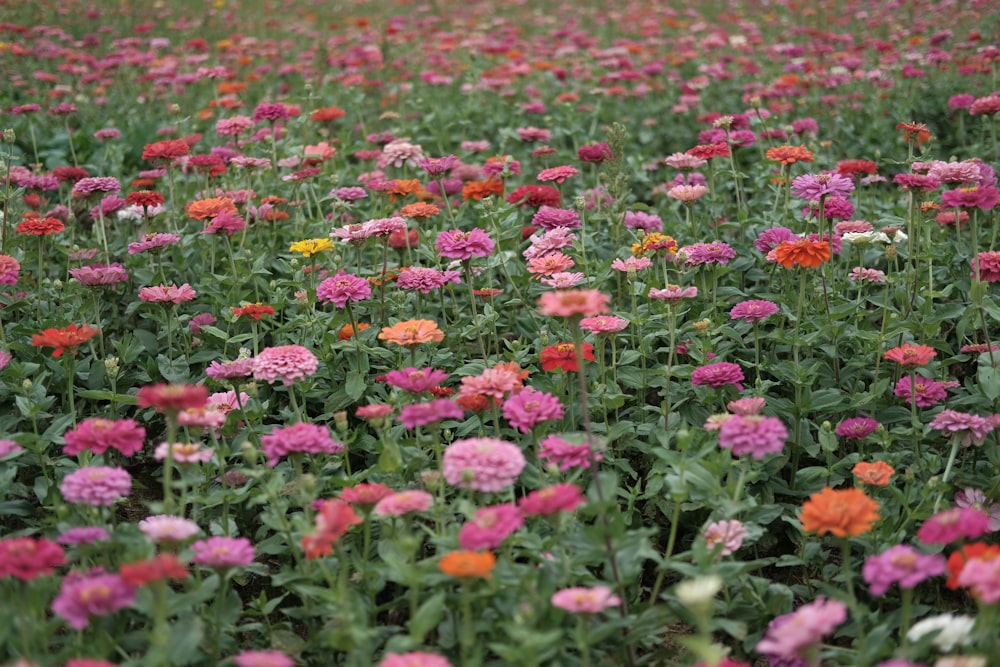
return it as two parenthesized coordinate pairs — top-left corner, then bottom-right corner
(31, 323), (100, 358)
(126, 190), (165, 209)
(142, 139), (191, 163)
(16, 216), (65, 236)
(232, 303), (275, 320)
(0, 536), (66, 580)
(540, 342), (595, 372)
(506, 184), (561, 208)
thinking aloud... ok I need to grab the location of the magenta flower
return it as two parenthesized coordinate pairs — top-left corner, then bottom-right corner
(648, 285), (698, 303)
(232, 650), (295, 667)
(862, 545), (946, 595)
(316, 270), (371, 307)
(578, 143), (612, 163)
(397, 399), (464, 429)
(396, 267), (461, 293)
(418, 155), (460, 175)
(52, 570), (135, 630)
(518, 483), (585, 516)
(127, 233), (180, 254)
(69, 263), (128, 287)
(60, 467), (132, 506)
(531, 206), (580, 229)
(252, 345), (319, 386)
(623, 211), (662, 233)
(538, 434), (602, 471)
(442, 438), (525, 492)
(551, 586), (621, 614)
(434, 228), (495, 260)
(502, 387), (565, 433)
(691, 362), (744, 390)
(458, 503), (524, 550)
(790, 172), (855, 201)
(260, 422), (345, 467)
(929, 409), (995, 447)
(384, 367), (449, 393)
(190, 536), (255, 568)
(63, 418), (146, 457)
(703, 519), (748, 556)
(893, 376), (958, 407)
(835, 417), (879, 440)
(680, 241), (736, 266)
(252, 102), (291, 122)
(373, 490), (434, 517)
(756, 597), (847, 662)
(377, 652), (453, 667)
(754, 226), (799, 253)
(942, 185), (1000, 210)
(57, 526), (110, 546)
(138, 283), (197, 304)
(917, 507), (991, 544)
(729, 300), (779, 323)
(71, 177), (121, 198)
(717, 414), (787, 459)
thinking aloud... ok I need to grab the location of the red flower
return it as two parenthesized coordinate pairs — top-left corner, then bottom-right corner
(126, 190), (165, 209)
(0, 536), (66, 580)
(302, 500), (362, 559)
(506, 184), (561, 208)
(946, 542), (1000, 591)
(31, 323), (100, 358)
(540, 342), (595, 372)
(16, 216), (65, 236)
(884, 343), (936, 368)
(142, 139), (191, 163)
(232, 303), (275, 320)
(119, 553), (189, 587)
(136, 383), (209, 412)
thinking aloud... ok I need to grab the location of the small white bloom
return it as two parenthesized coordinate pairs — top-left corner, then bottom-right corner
(675, 575), (723, 609)
(907, 613), (975, 651)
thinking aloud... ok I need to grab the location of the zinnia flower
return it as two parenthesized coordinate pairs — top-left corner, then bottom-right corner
(434, 228), (494, 260)
(31, 323), (100, 358)
(502, 387), (564, 433)
(378, 319), (445, 347)
(717, 414), (787, 459)
(756, 598), (847, 662)
(63, 418), (146, 457)
(862, 545), (946, 596)
(52, 571), (135, 630)
(60, 467), (132, 506)
(702, 520), (749, 556)
(252, 345), (319, 386)
(458, 503), (524, 550)
(0, 536), (66, 580)
(438, 551), (496, 579)
(884, 343), (936, 368)
(917, 507), (991, 544)
(442, 438), (525, 492)
(260, 422), (345, 467)
(691, 362), (744, 390)
(551, 586), (621, 614)
(537, 289), (610, 318)
(774, 239), (831, 268)
(800, 487), (880, 537)
(852, 461), (895, 486)
(190, 536), (255, 568)
(539, 342), (594, 372)
(316, 270), (372, 307)
(538, 434), (602, 471)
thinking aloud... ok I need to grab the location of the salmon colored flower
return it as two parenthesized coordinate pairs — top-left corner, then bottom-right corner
(438, 550), (496, 580)
(232, 303), (274, 320)
(852, 461), (895, 487)
(400, 202), (440, 219)
(17, 216), (65, 236)
(884, 343), (936, 368)
(339, 322), (371, 341)
(186, 197), (236, 220)
(31, 324), (100, 358)
(800, 487), (880, 537)
(378, 319), (444, 347)
(765, 145), (814, 166)
(537, 289), (610, 318)
(774, 239), (831, 268)
(119, 553), (189, 587)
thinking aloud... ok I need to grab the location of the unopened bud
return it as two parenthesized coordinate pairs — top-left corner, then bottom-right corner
(333, 410), (349, 432)
(3, 129), (15, 144)
(104, 356), (120, 377)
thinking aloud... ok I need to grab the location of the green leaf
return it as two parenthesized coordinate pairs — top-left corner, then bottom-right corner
(977, 354), (1000, 401)
(166, 615), (205, 665)
(76, 390), (138, 405)
(408, 592), (445, 642)
(345, 370), (367, 400)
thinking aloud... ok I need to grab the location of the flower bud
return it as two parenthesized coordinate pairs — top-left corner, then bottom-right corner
(333, 410), (349, 432)
(3, 128), (15, 144)
(104, 356), (120, 377)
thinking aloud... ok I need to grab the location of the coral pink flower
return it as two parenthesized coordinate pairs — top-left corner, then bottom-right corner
(136, 384), (209, 412)
(539, 434), (602, 471)
(518, 483), (585, 516)
(190, 536), (255, 568)
(374, 490), (434, 517)
(442, 438), (525, 492)
(579, 315), (629, 335)
(527, 253), (576, 277)
(63, 418), (146, 457)
(60, 467), (132, 506)
(537, 289), (610, 318)
(703, 520), (748, 556)
(457, 365), (526, 402)
(551, 586), (621, 613)
(138, 283), (197, 304)
(232, 650), (294, 667)
(537, 165), (579, 184)
(252, 345), (319, 386)
(883, 343), (936, 368)
(339, 483), (395, 509)
(971, 251), (1000, 282)
(458, 503), (524, 550)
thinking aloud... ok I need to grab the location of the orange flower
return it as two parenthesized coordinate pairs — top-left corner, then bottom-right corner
(765, 144), (814, 166)
(31, 323), (101, 358)
(851, 461), (895, 486)
(378, 319), (444, 347)
(438, 550), (496, 579)
(232, 303), (275, 320)
(400, 202), (440, 219)
(311, 105), (346, 122)
(800, 487), (880, 537)
(896, 121), (932, 146)
(462, 177), (504, 201)
(774, 239), (831, 268)
(338, 322), (371, 341)
(884, 343), (936, 368)
(387, 179), (422, 197)
(187, 197), (237, 220)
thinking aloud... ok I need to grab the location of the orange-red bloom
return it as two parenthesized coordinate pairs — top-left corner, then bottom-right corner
(338, 322), (371, 341)
(540, 343), (595, 372)
(462, 177), (504, 201)
(438, 550), (496, 579)
(16, 216), (65, 236)
(851, 461), (895, 487)
(896, 121), (932, 146)
(310, 105), (346, 122)
(884, 343), (936, 368)
(378, 319), (444, 347)
(800, 487), (880, 537)
(946, 542), (1000, 590)
(31, 323), (100, 358)
(142, 139), (191, 162)
(187, 197), (237, 220)
(119, 554), (189, 587)
(400, 202), (440, 219)
(302, 500), (363, 559)
(232, 303), (275, 320)
(774, 239), (831, 268)
(765, 144), (814, 166)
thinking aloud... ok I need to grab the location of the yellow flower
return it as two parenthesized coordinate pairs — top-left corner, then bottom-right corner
(289, 238), (335, 257)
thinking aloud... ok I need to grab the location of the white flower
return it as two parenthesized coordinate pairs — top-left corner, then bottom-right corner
(907, 613), (975, 651)
(675, 575), (723, 609)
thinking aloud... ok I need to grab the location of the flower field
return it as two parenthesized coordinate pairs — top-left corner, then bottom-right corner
(2, 0), (1000, 665)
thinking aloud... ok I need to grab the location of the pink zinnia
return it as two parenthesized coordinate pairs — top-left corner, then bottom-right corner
(63, 418), (146, 457)
(206, 358), (256, 381)
(397, 399), (464, 429)
(52, 570), (135, 630)
(316, 270), (371, 307)
(727, 397), (766, 415)
(929, 410), (995, 446)
(527, 253), (576, 277)
(917, 507), (991, 544)
(373, 490), (434, 517)
(849, 266), (887, 283)
(537, 165), (579, 184)
(0, 254), (19, 285)
(893, 376), (958, 407)
(680, 241), (736, 266)
(957, 556), (1000, 603)
(377, 652), (453, 667)
(691, 362), (744, 390)
(457, 366), (525, 402)
(128, 233), (180, 254)
(435, 228), (495, 260)
(703, 519), (748, 556)
(138, 283), (197, 304)
(538, 434), (602, 471)
(790, 172), (855, 201)
(579, 315), (629, 335)
(523, 227), (577, 260)
(754, 227), (799, 253)
(190, 536), (255, 568)
(835, 417), (879, 440)
(537, 289), (610, 318)
(232, 650), (295, 667)
(396, 267), (460, 293)
(502, 387), (564, 433)
(442, 438), (525, 492)
(384, 367), (449, 393)
(551, 585), (621, 614)
(138, 515), (200, 542)
(252, 102), (292, 122)
(458, 503), (524, 550)
(971, 251), (1000, 282)
(862, 545), (947, 596)
(611, 256), (652, 274)
(339, 483), (395, 509)
(60, 467), (132, 506)
(756, 598), (847, 662)
(717, 414), (787, 459)
(136, 384), (208, 413)
(622, 211), (662, 233)
(69, 263), (129, 287)
(57, 526), (110, 546)
(518, 483), (585, 516)
(540, 272), (585, 288)
(252, 345), (319, 386)
(729, 300), (779, 323)
(667, 184), (709, 203)
(260, 422), (345, 467)
(648, 285), (698, 303)
(532, 206), (580, 229)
